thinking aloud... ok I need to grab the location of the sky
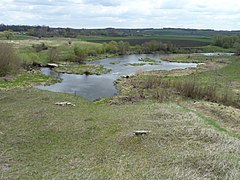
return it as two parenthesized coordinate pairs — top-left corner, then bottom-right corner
(0, 0), (240, 30)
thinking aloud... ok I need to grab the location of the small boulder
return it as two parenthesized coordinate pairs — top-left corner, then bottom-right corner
(47, 63), (59, 68)
(55, 102), (76, 107)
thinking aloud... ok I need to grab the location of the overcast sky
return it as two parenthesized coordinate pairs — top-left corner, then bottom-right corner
(0, 0), (240, 30)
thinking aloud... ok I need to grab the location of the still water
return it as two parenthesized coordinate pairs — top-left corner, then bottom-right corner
(37, 54), (197, 101)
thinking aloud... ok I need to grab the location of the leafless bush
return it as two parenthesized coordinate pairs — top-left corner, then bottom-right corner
(48, 47), (59, 63)
(172, 80), (239, 108)
(32, 42), (48, 52)
(172, 80), (217, 100)
(134, 76), (239, 108)
(0, 43), (20, 77)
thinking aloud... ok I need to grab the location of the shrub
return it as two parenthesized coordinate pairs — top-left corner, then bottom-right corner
(0, 43), (21, 77)
(74, 46), (87, 63)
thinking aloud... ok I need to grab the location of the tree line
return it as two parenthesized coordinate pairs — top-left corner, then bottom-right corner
(72, 40), (176, 63)
(213, 34), (240, 54)
(1, 24), (240, 39)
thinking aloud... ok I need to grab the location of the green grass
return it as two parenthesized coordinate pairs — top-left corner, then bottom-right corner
(54, 64), (111, 75)
(0, 72), (61, 89)
(1, 89), (240, 179)
(172, 58), (240, 87)
(17, 46), (49, 65)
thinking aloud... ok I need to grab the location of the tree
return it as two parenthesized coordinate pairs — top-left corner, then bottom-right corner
(105, 41), (119, 54)
(3, 30), (14, 40)
(118, 41), (130, 55)
(213, 34), (240, 49)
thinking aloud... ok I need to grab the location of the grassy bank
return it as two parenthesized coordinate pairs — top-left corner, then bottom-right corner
(117, 55), (240, 108)
(161, 53), (234, 63)
(0, 72), (60, 89)
(1, 88), (240, 179)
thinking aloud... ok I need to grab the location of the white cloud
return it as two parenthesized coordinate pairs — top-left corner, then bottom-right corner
(0, 0), (239, 30)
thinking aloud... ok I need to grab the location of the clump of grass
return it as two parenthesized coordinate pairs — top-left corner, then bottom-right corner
(110, 61), (120, 65)
(54, 64), (112, 75)
(149, 62), (161, 65)
(138, 58), (157, 63)
(126, 63), (146, 66)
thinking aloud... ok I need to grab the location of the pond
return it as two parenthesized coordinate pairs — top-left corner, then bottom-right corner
(37, 54), (197, 101)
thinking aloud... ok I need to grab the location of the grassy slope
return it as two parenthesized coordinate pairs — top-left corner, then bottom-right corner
(122, 55), (240, 108)
(1, 89), (240, 179)
(163, 56), (240, 94)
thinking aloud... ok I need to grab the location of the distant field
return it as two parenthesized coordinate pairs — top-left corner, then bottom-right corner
(0, 33), (212, 47)
(0, 34), (34, 40)
(78, 35), (212, 47)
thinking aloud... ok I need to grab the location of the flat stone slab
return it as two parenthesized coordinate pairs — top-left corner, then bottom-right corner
(133, 130), (150, 136)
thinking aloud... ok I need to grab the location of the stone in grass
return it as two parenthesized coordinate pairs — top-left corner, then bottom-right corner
(133, 130), (150, 136)
(55, 102), (76, 107)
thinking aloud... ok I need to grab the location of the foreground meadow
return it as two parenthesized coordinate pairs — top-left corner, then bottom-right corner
(1, 87), (240, 179)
